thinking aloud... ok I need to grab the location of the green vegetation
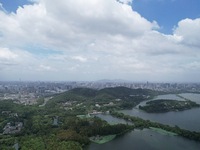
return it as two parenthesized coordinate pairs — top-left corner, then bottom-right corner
(90, 135), (116, 144)
(1, 87), (200, 149)
(19, 135), (82, 150)
(149, 127), (178, 136)
(47, 87), (156, 112)
(36, 98), (45, 106)
(0, 88), (137, 149)
(111, 111), (200, 142)
(76, 114), (91, 119)
(139, 99), (200, 113)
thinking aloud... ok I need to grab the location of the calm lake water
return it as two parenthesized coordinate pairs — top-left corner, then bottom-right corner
(122, 93), (200, 132)
(88, 129), (200, 150)
(88, 93), (200, 150)
(137, 94), (187, 107)
(179, 93), (200, 104)
(95, 114), (133, 125)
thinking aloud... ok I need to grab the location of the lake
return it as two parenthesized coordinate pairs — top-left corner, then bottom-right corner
(122, 93), (200, 132)
(94, 114), (133, 125)
(136, 93), (189, 107)
(88, 93), (200, 150)
(88, 129), (200, 150)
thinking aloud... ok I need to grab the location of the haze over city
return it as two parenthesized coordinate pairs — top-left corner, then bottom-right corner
(0, 0), (200, 82)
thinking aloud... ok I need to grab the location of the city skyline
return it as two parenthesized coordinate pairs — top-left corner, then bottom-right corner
(0, 0), (200, 82)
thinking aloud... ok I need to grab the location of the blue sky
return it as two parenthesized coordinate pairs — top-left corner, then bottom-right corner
(0, 0), (200, 82)
(0, 0), (32, 12)
(133, 0), (200, 33)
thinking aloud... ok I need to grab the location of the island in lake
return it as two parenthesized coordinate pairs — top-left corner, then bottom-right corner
(139, 99), (200, 113)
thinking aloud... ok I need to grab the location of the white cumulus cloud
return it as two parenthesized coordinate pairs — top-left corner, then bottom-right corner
(173, 18), (200, 47)
(118, 0), (133, 4)
(0, 0), (199, 82)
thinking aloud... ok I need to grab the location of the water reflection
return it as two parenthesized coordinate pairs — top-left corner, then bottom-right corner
(88, 129), (200, 150)
(122, 93), (200, 131)
(88, 93), (200, 150)
(95, 114), (133, 125)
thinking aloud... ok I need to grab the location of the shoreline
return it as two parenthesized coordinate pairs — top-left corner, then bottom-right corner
(90, 135), (116, 144)
(149, 127), (178, 136)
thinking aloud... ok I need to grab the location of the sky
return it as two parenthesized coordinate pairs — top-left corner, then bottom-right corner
(0, 0), (200, 82)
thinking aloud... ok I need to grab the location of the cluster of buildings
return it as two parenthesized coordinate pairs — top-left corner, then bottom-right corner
(3, 122), (23, 135)
(0, 81), (200, 105)
(1, 111), (23, 135)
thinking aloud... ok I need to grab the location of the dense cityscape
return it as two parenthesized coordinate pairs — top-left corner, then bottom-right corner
(1, 81), (200, 105)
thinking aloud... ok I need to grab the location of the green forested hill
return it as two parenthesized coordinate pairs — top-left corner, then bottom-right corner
(70, 88), (98, 97)
(46, 87), (157, 110)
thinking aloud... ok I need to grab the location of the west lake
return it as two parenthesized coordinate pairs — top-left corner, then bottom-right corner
(88, 129), (200, 150)
(122, 93), (200, 132)
(88, 93), (200, 150)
